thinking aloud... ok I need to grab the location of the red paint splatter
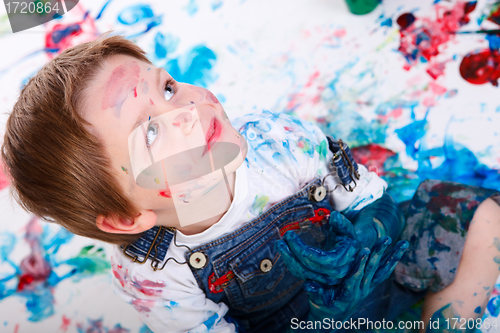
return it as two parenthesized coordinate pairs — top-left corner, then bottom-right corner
(132, 279), (166, 296)
(133, 87), (137, 98)
(14, 324), (19, 333)
(60, 315), (71, 332)
(150, 99), (155, 106)
(101, 63), (141, 117)
(284, 126), (293, 132)
(159, 189), (172, 198)
(131, 299), (155, 313)
(397, 2), (475, 78)
(44, 4), (99, 57)
(459, 49), (500, 86)
(350, 144), (396, 176)
(304, 71), (320, 88)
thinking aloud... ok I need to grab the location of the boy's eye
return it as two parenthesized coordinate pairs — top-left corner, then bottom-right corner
(164, 79), (176, 101)
(146, 123), (158, 148)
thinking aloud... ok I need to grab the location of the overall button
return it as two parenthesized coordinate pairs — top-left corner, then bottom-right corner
(260, 259), (273, 273)
(189, 252), (208, 269)
(310, 185), (327, 202)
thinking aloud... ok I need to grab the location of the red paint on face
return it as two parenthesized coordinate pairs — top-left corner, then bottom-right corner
(172, 112), (193, 127)
(101, 63), (141, 117)
(133, 86), (138, 98)
(206, 91), (219, 104)
(150, 99), (155, 106)
(159, 189), (172, 198)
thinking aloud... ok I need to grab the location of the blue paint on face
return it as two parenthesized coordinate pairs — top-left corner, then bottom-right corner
(475, 306), (482, 313)
(165, 45), (217, 88)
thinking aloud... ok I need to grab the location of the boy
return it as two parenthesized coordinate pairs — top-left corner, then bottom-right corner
(2, 33), (500, 333)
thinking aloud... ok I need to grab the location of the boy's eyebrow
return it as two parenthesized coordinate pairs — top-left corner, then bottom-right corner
(156, 67), (162, 89)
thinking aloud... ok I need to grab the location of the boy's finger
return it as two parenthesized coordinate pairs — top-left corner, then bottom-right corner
(275, 240), (345, 285)
(342, 248), (370, 300)
(361, 236), (391, 293)
(284, 231), (358, 274)
(328, 211), (357, 239)
(372, 240), (409, 286)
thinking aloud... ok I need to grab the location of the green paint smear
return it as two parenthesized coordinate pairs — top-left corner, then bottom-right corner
(251, 195), (269, 215)
(62, 245), (111, 281)
(315, 139), (328, 162)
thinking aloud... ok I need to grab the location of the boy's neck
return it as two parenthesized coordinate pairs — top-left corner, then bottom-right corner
(158, 171), (237, 236)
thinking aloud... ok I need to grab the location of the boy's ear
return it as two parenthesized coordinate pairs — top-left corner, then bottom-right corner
(96, 210), (157, 234)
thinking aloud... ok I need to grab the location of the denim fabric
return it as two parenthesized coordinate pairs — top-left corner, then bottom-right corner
(186, 177), (334, 333)
(120, 225), (174, 264)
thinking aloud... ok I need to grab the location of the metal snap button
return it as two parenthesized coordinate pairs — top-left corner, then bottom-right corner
(260, 259), (273, 273)
(310, 185), (327, 202)
(189, 252), (208, 269)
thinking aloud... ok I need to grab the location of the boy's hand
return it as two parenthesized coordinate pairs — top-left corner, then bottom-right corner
(275, 211), (361, 285)
(276, 212), (409, 332)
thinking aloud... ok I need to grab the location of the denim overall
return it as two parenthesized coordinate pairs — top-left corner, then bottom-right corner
(120, 136), (367, 332)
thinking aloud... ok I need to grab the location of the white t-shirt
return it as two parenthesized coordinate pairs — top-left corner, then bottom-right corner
(110, 110), (387, 333)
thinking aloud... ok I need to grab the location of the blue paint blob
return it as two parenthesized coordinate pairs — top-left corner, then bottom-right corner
(155, 32), (179, 59)
(186, 0), (198, 16)
(486, 33), (500, 51)
(118, 5), (154, 25)
(487, 297), (500, 316)
(96, 0), (113, 20)
(165, 45), (217, 87)
(212, 0), (223, 10)
(381, 18), (392, 27)
(475, 306), (482, 313)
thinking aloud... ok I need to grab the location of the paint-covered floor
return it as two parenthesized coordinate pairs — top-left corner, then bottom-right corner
(0, 0), (500, 332)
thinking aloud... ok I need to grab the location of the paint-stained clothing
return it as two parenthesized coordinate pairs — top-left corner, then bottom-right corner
(110, 110), (387, 333)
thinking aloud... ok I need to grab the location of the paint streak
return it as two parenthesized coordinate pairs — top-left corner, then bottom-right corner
(397, 2), (475, 78)
(159, 189), (172, 198)
(150, 99), (155, 106)
(101, 63), (141, 117)
(118, 4), (154, 25)
(60, 315), (71, 332)
(121, 166), (128, 174)
(351, 144), (396, 176)
(251, 195), (269, 215)
(165, 45), (217, 88)
(131, 278), (166, 296)
(131, 299), (155, 313)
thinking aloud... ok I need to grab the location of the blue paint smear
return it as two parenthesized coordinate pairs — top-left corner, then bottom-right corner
(203, 312), (219, 330)
(381, 18), (392, 27)
(186, 0), (199, 16)
(165, 45), (217, 88)
(475, 306), (482, 313)
(154, 32), (179, 59)
(95, 0), (113, 20)
(118, 5), (154, 25)
(139, 324), (154, 333)
(212, 0), (223, 10)
(486, 33), (500, 51)
(487, 297), (500, 317)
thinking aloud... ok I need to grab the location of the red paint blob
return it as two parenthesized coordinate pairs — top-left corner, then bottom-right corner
(488, 5), (500, 25)
(350, 144), (396, 176)
(159, 189), (172, 198)
(396, 13), (415, 30)
(459, 49), (500, 86)
(150, 99), (155, 106)
(133, 86), (138, 98)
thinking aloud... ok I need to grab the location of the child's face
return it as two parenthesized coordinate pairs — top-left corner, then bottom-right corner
(81, 54), (247, 227)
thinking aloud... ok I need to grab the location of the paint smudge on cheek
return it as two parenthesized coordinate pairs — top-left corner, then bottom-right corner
(150, 99), (155, 106)
(121, 166), (128, 174)
(142, 80), (149, 94)
(101, 63), (141, 117)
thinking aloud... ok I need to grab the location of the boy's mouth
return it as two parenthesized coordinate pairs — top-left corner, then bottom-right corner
(203, 117), (222, 156)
